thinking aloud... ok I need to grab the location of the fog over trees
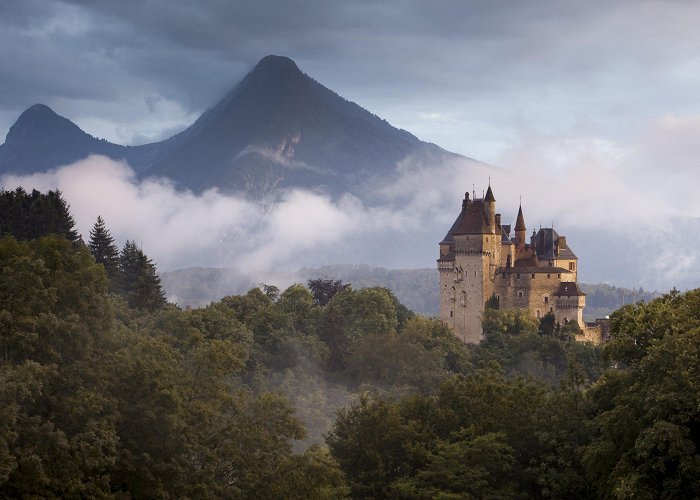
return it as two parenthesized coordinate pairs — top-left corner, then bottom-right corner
(1, 189), (699, 498)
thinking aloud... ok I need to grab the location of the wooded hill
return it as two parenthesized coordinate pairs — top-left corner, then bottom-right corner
(1, 189), (698, 498)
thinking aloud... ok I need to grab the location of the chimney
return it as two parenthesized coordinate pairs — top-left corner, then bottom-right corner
(556, 236), (566, 257)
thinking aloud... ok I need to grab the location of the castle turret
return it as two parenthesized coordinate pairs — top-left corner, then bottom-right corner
(515, 204), (526, 250)
(484, 184), (496, 233)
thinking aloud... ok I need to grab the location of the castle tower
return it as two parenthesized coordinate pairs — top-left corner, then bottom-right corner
(515, 204), (526, 250)
(438, 186), (501, 343)
(484, 184), (496, 233)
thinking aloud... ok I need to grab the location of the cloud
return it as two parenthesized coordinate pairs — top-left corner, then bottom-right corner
(3, 109), (700, 296)
(4, 0), (700, 160)
(491, 113), (700, 290)
(0, 155), (473, 277)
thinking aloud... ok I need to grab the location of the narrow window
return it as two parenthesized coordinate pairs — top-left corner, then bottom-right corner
(544, 296), (549, 304)
(518, 291), (523, 298)
(531, 274), (535, 279)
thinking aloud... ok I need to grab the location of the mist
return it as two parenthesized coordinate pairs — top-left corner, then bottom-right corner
(2, 137), (699, 295)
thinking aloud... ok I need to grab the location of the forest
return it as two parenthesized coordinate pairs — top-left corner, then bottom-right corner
(1, 188), (699, 498)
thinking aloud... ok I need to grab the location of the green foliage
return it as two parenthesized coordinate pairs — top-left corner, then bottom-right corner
(391, 428), (515, 499)
(582, 289), (700, 499)
(87, 215), (119, 280)
(117, 240), (166, 311)
(308, 278), (350, 306)
(0, 235), (346, 497)
(476, 308), (604, 386)
(0, 188), (79, 243)
(482, 307), (539, 337)
(485, 292), (500, 310)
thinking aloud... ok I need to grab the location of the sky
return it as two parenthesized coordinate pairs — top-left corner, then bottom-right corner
(2, 0), (700, 292)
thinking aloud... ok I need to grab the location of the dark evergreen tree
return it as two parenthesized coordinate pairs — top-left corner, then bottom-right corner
(88, 215), (119, 280)
(0, 188), (78, 242)
(118, 240), (166, 311)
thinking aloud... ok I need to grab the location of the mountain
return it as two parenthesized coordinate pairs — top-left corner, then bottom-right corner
(0, 56), (467, 199)
(144, 55), (457, 197)
(0, 104), (125, 175)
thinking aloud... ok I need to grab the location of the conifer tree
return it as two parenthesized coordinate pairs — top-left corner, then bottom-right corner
(118, 240), (166, 311)
(0, 187), (78, 242)
(88, 215), (119, 280)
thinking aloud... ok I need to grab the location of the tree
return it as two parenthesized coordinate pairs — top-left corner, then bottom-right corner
(485, 293), (500, 310)
(308, 278), (349, 306)
(88, 216), (119, 280)
(583, 290), (700, 498)
(0, 188), (78, 242)
(117, 240), (166, 311)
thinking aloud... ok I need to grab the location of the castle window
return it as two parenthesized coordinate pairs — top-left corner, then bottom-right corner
(536, 309), (541, 318)
(569, 262), (576, 271)
(502, 273), (506, 279)
(518, 291), (523, 298)
(531, 274), (535, 279)
(450, 311), (453, 318)
(516, 273), (520, 279)
(544, 296), (549, 304)
(550, 307), (553, 312)
(547, 273), (551, 279)
(558, 274), (561, 278)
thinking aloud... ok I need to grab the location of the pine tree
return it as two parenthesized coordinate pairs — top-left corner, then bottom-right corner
(0, 188), (78, 242)
(117, 240), (166, 311)
(88, 216), (119, 280)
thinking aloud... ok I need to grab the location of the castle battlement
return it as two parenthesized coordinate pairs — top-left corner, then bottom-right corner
(438, 185), (587, 343)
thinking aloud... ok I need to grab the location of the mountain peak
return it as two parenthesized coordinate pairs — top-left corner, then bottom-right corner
(5, 103), (85, 145)
(247, 55), (304, 83)
(255, 55), (300, 72)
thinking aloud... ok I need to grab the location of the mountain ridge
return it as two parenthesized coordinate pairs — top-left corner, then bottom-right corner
(0, 55), (472, 199)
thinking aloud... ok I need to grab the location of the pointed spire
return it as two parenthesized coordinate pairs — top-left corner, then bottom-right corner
(484, 183), (495, 202)
(515, 204), (526, 231)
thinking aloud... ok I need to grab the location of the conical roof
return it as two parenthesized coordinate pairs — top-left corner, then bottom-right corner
(515, 205), (526, 231)
(484, 184), (495, 202)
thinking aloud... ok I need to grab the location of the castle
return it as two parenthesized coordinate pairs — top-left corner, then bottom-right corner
(438, 184), (599, 343)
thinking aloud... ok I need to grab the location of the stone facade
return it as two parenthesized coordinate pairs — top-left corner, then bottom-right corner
(438, 185), (590, 343)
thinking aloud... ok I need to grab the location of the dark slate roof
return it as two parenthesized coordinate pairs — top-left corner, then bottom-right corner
(485, 185), (495, 202)
(515, 205), (526, 231)
(440, 212), (462, 244)
(440, 197), (491, 243)
(497, 266), (572, 274)
(534, 228), (577, 260)
(554, 281), (585, 296)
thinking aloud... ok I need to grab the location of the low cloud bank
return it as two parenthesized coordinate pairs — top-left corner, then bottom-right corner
(3, 127), (699, 295)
